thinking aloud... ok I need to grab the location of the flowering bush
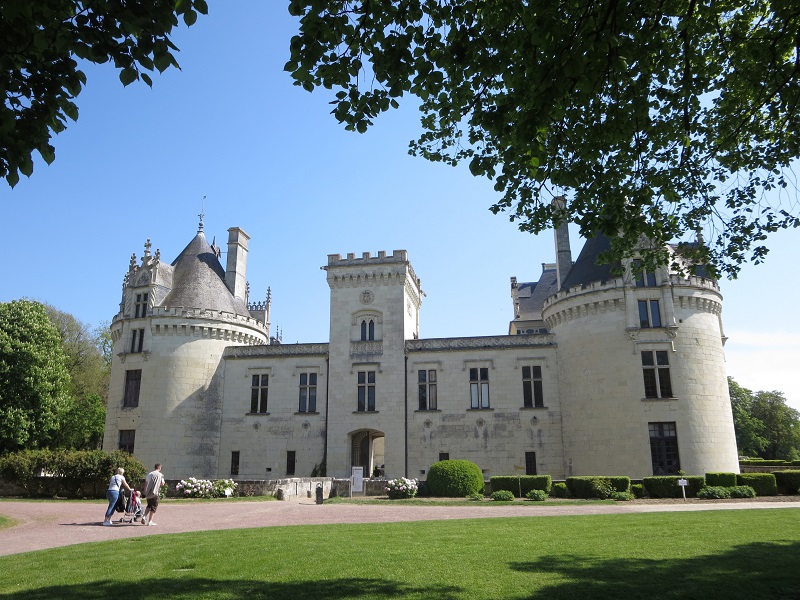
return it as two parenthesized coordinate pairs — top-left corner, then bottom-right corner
(176, 477), (239, 498)
(385, 477), (418, 499)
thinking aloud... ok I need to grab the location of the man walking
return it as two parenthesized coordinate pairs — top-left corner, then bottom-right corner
(142, 463), (165, 526)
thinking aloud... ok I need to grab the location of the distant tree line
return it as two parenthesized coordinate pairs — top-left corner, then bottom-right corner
(0, 299), (109, 454)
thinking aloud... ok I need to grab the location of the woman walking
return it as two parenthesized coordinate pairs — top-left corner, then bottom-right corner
(103, 468), (133, 526)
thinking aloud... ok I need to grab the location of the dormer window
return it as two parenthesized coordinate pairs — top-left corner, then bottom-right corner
(632, 260), (657, 287)
(134, 293), (149, 318)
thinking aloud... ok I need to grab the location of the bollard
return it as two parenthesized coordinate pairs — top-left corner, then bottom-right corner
(315, 484), (324, 505)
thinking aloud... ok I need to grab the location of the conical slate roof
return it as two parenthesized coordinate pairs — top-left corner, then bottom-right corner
(161, 231), (251, 317)
(559, 235), (620, 290)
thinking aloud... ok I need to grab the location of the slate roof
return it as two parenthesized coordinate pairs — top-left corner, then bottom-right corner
(559, 234), (620, 290)
(515, 267), (558, 322)
(161, 231), (251, 317)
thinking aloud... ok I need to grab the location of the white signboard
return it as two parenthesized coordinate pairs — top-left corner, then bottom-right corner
(351, 467), (364, 494)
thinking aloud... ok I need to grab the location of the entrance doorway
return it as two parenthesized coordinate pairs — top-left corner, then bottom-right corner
(350, 430), (385, 478)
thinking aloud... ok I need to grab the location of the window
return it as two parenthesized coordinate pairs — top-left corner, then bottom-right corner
(633, 261), (657, 287)
(119, 430), (135, 454)
(123, 369), (141, 407)
(522, 366), (544, 408)
(469, 367), (490, 409)
(298, 373), (317, 412)
(649, 422), (680, 475)
(525, 451), (537, 475)
(641, 351), (673, 398)
(250, 374), (269, 413)
(638, 300), (662, 328)
(134, 293), (148, 318)
(418, 369), (438, 410)
(230, 451), (240, 476)
(286, 451), (296, 476)
(357, 371), (376, 411)
(439, 452), (450, 462)
(360, 319), (375, 341)
(130, 328), (145, 353)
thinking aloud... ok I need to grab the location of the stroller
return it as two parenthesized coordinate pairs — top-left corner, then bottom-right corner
(118, 489), (145, 524)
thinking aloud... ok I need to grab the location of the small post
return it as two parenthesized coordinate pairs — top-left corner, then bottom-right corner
(677, 478), (688, 501)
(315, 484), (324, 505)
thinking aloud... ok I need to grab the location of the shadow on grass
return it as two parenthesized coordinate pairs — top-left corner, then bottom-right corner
(510, 540), (800, 599)
(0, 577), (462, 600)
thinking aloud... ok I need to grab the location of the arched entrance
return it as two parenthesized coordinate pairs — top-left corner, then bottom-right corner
(350, 429), (385, 478)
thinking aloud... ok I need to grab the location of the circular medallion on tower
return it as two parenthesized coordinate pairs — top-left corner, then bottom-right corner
(360, 290), (374, 305)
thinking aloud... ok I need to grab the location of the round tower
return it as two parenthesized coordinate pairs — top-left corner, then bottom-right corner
(543, 236), (739, 478)
(103, 224), (269, 479)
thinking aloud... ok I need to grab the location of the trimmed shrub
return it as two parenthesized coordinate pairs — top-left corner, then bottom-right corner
(705, 472), (737, 487)
(526, 489), (548, 501)
(631, 483), (644, 498)
(773, 470), (800, 495)
(643, 476), (705, 498)
(736, 473), (777, 496)
(489, 475), (552, 497)
(491, 490), (515, 502)
(611, 491), (634, 501)
(426, 460), (484, 497)
(566, 476), (631, 499)
(697, 486), (731, 499)
(467, 492), (484, 501)
(550, 482), (569, 498)
(729, 485), (757, 498)
(739, 459), (789, 466)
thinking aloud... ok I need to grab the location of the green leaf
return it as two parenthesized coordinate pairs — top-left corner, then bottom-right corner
(119, 68), (138, 87)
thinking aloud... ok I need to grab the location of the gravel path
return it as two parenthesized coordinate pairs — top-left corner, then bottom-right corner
(2, 496), (798, 557)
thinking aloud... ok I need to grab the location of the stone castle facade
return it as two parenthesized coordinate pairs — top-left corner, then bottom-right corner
(103, 217), (739, 481)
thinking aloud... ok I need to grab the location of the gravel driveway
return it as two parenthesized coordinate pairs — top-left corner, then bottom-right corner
(2, 496), (798, 557)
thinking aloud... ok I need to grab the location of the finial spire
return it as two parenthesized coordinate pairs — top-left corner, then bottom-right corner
(198, 195), (206, 233)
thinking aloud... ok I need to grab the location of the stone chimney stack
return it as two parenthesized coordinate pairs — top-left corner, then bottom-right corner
(225, 227), (250, 301)
(552, 196), (572, 288)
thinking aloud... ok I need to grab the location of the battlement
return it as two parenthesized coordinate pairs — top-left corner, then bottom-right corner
(326, 249), (408, 266)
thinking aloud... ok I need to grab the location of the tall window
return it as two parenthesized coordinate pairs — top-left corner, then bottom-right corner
(638, 300), (662, 328)
(130, 328), (145, 353)
(649, 422), (680, 475)
(357, 371), (376, 411)
(119, 430), (135, 453)
(360, 319), (375, 341)
(230, 451), (240, 476)
(134, 293), (148, 318)
(525, 451), (537, 475)
(123, 369), (141, 407)
(522, 366), (544, 408)
(470, 367), (490, 409)
(286, 451), (296, 476)
(418, 369), (438, 410)
(250, 374), (269, 413)
(633, 261), (657, 287)
(641, 351), (673, 398)
(298, 373), (317, 413)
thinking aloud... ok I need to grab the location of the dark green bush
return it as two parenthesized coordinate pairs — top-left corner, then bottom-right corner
(773, 470), (800, 495)
(643, 476), (705, 498)
(631, 483), (644, 498)
(491, 490), (515, 502)
(705, 472), (737, 487)
(550, 482), (569, 498)
(426, 460), (484, 497)
(526, 489), (548, 501)
(489, 475), (552, 497)
(611, 491), (634, 501)
(729, 485), (757, 498)
(697, 486), (731, 499)
(736, 473), (777, 496)
(566, 476), (631, 499)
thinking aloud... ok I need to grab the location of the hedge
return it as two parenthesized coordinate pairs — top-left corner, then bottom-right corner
(705, 472), (737, 487)
(736, 473), (777, 496)
(426, 460), (484, 497)
(773, 470), (800, 495)
(643, 476), (705, 498)
(489, 475), (552, 498)
(566, 476), (631, 499)
(0, 449), (146, 499)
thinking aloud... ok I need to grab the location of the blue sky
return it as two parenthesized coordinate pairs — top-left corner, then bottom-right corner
(2, 3), (798, 411)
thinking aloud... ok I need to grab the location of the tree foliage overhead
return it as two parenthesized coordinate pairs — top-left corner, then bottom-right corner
(1, 0), (208, 187)
(286, 0), (800, 277)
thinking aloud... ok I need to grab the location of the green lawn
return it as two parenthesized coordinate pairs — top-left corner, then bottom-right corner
(1, 509), (798, 599)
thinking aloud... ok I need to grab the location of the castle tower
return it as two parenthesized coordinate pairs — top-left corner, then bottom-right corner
(103, 224), (269, 479)
(323, 250), (422, 479)
(542, 235), (738, 478)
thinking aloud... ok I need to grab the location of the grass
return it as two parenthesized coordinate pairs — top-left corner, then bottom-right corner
(1, 509), (799, 599)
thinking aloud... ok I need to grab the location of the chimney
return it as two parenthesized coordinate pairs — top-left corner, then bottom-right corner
(552, 197), (572, 288)
(225, 227), (250, 300)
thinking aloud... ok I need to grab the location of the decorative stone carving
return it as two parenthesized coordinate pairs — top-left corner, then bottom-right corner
(360, 290), (374, 305)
